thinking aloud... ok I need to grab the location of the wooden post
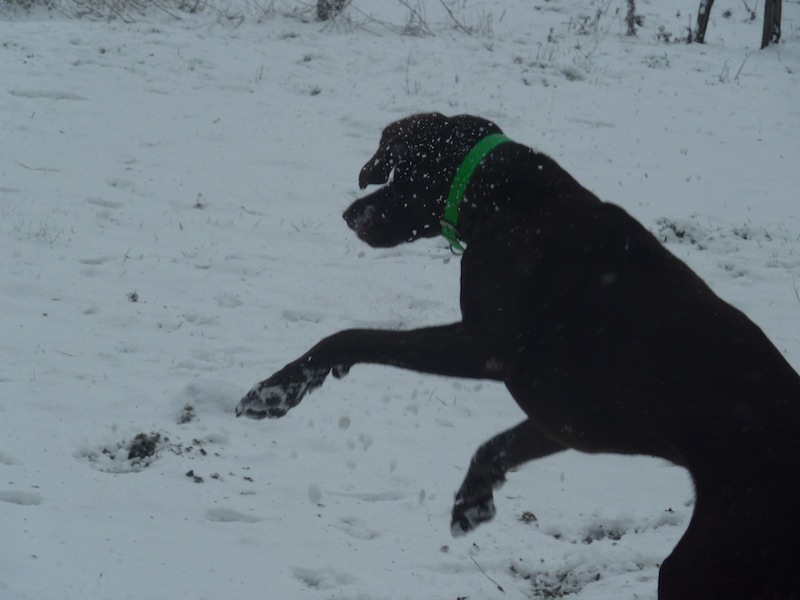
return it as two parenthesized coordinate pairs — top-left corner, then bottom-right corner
(694, 0), (715, 43)
(761, 0), (782, 49)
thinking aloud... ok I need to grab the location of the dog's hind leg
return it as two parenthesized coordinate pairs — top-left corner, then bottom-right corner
(658, 479), (800, 600)
(451, 419), (564, 536)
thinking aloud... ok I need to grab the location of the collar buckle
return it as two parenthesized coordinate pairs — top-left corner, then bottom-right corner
(440, 219), (465, 254)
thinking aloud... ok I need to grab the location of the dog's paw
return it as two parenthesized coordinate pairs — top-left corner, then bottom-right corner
(450, 493), (496, 537)
(450, 467), (505, 536)
(235, 366), (327, 419)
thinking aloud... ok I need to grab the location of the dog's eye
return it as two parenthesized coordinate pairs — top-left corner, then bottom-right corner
(391, 141), (409, 161)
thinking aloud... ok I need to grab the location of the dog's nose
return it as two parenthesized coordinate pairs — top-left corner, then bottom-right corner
(342, 205), (355, 228)
(343, 203), (376, 234)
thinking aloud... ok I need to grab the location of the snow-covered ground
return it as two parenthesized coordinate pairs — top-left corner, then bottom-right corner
(1, 1), (798, 598)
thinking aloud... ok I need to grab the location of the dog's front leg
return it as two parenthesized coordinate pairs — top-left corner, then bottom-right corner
(236, 323), (505, 419)
(451, 420), (565, 536)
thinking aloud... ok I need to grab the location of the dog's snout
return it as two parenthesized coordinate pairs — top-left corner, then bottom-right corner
(343, 202), (376, 234)
(342, 198), (409, 248)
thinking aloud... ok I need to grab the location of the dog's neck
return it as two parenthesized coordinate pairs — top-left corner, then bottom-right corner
(452, 143), (591, 247)
(442, 133), (514, 252)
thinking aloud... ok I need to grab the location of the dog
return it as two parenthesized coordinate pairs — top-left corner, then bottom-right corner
(236, 113), (800, 599)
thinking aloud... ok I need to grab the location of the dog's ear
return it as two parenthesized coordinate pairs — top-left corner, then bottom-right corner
(358, 113), (445, 189)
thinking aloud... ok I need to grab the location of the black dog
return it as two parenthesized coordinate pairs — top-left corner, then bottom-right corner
(237, 113), (800, 599)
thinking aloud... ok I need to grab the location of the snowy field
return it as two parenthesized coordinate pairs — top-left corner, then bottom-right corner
(1, 0), (799, 598)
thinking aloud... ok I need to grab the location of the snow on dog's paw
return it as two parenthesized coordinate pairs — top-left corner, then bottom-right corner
(236, 366), (328, 419)
(450, 472), (500, 536)
(236, 383), (291, 419)
(450, 495), (496, 537)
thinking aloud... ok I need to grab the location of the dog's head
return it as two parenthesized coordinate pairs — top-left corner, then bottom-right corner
(343, 113), (503, 248)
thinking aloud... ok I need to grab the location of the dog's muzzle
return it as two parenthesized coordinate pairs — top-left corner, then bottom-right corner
(342, 203), (377, 240)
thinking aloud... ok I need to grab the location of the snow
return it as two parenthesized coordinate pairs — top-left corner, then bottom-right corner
(1, 0), (798, 598)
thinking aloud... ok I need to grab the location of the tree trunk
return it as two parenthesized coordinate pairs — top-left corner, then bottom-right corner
(694, 0), (715, 43)
(761, 0), (782, 49)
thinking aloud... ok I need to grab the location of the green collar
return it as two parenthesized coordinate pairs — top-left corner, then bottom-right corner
(441, 133), (513, 253)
